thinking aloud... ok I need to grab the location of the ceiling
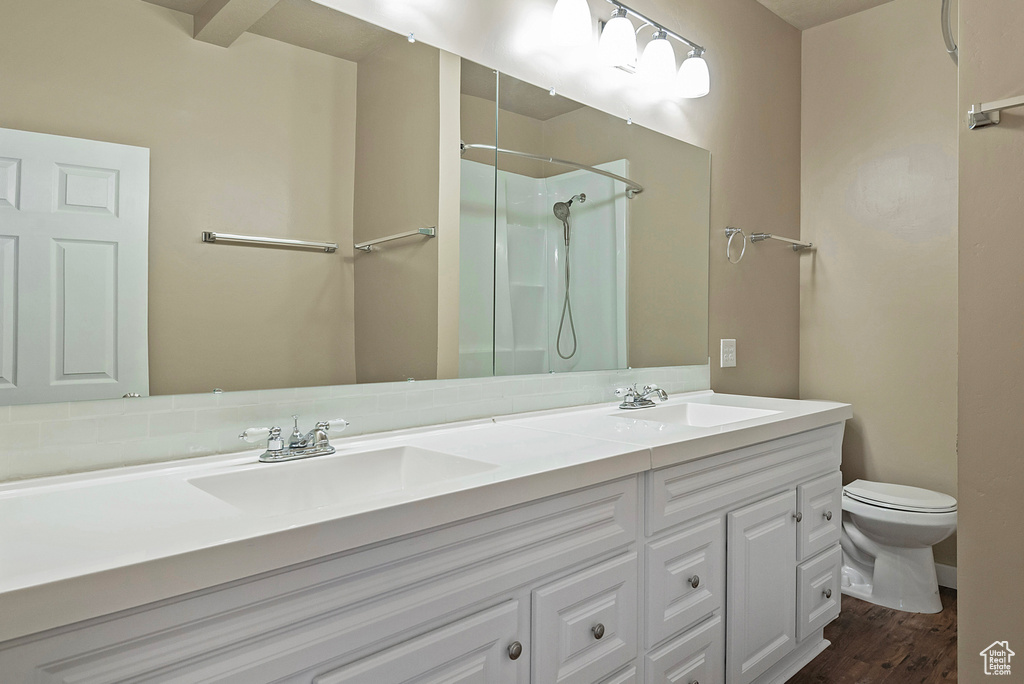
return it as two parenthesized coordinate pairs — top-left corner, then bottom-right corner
(461, 61), (584, 122)
(144, 0), (584, 120)
(143, 0), (401, 62)
(756, 0), (897, 30)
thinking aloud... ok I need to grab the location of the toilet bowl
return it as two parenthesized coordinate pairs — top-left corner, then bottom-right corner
(840, 479), (957, 614)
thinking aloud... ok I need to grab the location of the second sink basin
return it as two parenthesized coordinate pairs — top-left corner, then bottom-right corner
(189, 446), (499, 517)
(611, 402), (781, 428)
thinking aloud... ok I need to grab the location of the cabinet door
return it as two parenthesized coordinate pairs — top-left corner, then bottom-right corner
(533, 552), (639, 684)
(646, 516), (724, 648)
(797, 472), (843, 561)
(796, 546), (842, 642)
(727, 491), (797, 684)
(313, 601), (522, 684)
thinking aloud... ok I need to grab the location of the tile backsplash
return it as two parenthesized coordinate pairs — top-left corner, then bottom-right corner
(0, 364), (710, 481)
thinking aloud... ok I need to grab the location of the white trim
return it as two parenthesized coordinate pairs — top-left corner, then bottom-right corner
(935, 562), (957, 589)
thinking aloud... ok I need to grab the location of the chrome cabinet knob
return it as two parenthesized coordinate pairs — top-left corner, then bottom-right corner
(507, 641), (523, 660)
(794, 512), (803, 522)
(688, 575), (700, 589)
(824, 510), (833, 521)
(824, 588), (833, 599)
(592, 623), (605, 639)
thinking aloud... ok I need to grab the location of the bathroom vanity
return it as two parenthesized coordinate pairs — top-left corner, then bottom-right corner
(0, 392), (850, 683)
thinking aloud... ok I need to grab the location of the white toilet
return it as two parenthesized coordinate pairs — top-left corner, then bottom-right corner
(840, 479), (957, 614)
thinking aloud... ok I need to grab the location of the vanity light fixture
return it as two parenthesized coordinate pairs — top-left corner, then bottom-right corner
(637, 29), (676, 84)
(550, 0), (593, 46)
(598, 7), (637, 66)
(677, 49), (710, 98)
(564, 0), (709, 99)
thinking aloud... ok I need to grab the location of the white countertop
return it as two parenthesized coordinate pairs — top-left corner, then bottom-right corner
(0, 390), (850, 643)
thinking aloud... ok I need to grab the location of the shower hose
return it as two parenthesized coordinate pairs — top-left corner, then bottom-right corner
(556, 234), (577, 360)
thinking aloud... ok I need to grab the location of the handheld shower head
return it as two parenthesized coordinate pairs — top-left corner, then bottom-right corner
(553, 201), (571, 222)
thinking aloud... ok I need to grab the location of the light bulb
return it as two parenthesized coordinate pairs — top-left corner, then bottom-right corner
(677, 49), (710, 98)
(550, 0), (593, 47)
(598, 8), (636, 67)
(637, 30), (676, 84)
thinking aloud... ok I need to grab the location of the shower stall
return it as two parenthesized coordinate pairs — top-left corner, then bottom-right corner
(460, 158), (630, 377)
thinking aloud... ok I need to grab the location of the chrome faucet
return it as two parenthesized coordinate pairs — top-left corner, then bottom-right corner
(240, 416), (349, 462)
(614, 383), (669, 410)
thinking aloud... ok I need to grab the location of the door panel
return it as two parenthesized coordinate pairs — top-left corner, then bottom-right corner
(727, 490), (797, 684)
(0, 126), (149, 404)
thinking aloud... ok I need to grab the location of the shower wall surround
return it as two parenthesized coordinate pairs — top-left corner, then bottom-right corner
(460, 160), (628, 377)
(0, 365), (709, 482)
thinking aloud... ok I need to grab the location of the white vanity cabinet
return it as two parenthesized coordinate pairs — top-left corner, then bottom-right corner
(0, 479), (640, 684)
(0, 421), (847, 684)
(645, 424), (845, 684)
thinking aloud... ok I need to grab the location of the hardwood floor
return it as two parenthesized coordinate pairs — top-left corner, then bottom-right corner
(789, 588), (957, 683)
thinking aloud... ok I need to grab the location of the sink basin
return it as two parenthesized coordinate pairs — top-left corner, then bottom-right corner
(189, 446), (499, 517)
(611, 402), (781, 428)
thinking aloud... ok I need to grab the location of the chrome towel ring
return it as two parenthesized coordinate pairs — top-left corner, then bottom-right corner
(726, 227), (746, 263)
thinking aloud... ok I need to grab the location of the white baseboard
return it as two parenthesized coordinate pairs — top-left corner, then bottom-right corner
(935, 562), (957, 589)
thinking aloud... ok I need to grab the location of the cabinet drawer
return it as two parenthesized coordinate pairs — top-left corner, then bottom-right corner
(797, 472), (842, 560)
(646, 517), (724, 648)
(796, 546), (842, 642)
(313, 600), (522, 683)
(533, 552), (639, 684)
(646, 425), (844, 535)
(600, 664), (639, 684)
(645, 615), (723, 684)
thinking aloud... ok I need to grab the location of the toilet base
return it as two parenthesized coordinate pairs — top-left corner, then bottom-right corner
(841, 545), (943, 614)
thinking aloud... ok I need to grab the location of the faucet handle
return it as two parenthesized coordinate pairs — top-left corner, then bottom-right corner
(316, 419), (350, 433)
(239, 426), (272, 443)
(614, 386), (636, 398)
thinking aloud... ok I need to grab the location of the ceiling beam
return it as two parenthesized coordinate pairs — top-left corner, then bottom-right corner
(193, 0), (280, 47)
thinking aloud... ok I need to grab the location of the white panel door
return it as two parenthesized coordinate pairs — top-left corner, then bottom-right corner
(0, 127), (149, 404)
(726, 490), (797, 684)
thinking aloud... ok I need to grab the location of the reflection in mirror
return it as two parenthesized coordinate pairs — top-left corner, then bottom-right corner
(0, 0), (708, 407)
(0, 0), (453, 404)
(459, 69), (711, 377)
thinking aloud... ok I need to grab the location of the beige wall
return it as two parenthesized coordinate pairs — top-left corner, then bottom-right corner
(328, 0), (804, 399)
(352, 38), (441, 383)
(800, 0), (959, 565)
(958, 0), (1024, 674)
(0, 0), (358, 395)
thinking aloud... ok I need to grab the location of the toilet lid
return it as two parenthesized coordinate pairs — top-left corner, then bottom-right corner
(843, 480), (958, 513)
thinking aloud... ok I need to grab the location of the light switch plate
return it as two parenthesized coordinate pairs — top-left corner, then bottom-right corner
(721, 339), (737, 368)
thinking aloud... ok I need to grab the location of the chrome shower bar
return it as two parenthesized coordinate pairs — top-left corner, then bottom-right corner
(967, 95), (1024, 129)
(749, 232), (813, 251)
(201, 231), (338, 253)
(461, 143), (644, 198)
(355, 227), (436, 253)
(604, 0), (705, 54)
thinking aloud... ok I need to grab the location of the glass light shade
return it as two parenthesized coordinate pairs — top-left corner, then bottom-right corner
(550, 0), (593, 47)
(637, 32), (676, 84)
(677, 52), (710, 98)
(598, 13), (637, 66)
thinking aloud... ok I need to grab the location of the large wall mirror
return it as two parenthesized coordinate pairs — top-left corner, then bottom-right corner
(0, 0), (709, 407)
